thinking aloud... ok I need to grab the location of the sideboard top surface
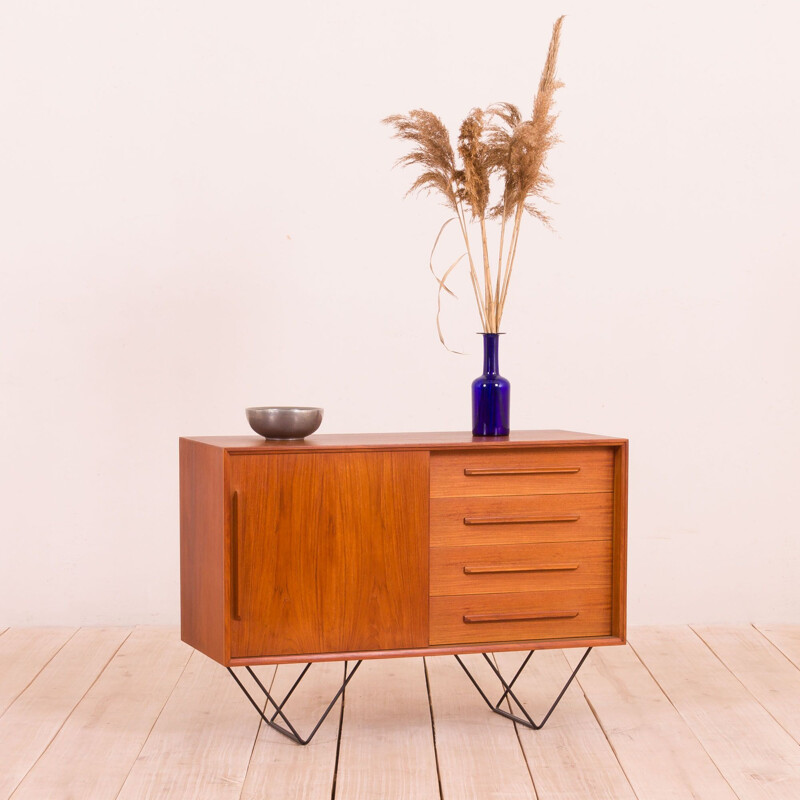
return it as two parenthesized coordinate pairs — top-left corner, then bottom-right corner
(181, 430), (627, 454)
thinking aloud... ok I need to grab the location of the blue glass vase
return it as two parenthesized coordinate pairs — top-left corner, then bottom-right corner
(472, 333), (510, 436)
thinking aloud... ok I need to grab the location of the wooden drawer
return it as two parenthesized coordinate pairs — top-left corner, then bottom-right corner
(430, 540), (611, 596)
(430, 587), (611, 645)
(430, 492), (613, 547)
(430, 447), (614, 497)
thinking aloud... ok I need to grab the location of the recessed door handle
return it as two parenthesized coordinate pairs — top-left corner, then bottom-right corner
(463, 611), (579, 624)
(463, 466), (580, 476)
(463, 514), (580, 526)
(231, 491), (241, 621)
(463, 564), (579, 575)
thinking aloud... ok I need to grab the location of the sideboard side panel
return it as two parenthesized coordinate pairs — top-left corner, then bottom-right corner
(611, 442), (629, 642)
(180, 439), (226, 663)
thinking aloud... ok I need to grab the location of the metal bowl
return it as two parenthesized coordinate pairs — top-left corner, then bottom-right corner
(245, 406), (324, 440)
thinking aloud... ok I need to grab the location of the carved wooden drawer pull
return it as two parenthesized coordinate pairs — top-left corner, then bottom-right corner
(463, 466), (581, 476)
(463, 563), (579, 575)
(463, 514), (580, 526)
(463, 611), (580, 624)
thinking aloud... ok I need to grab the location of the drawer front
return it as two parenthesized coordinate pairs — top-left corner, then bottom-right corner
(430, 492), (613, 547)
(430, 447), (614, 498)
(430, 540), (611, 596)
(430, 587), (611, 645)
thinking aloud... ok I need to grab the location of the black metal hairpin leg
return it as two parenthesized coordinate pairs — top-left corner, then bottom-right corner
(454, 647), (592, 730)
(228, 660), (363, 745)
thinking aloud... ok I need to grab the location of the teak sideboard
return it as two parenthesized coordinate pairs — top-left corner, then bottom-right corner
(180, 431), (627, 668)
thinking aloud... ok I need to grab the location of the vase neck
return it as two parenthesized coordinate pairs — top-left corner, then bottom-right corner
(482, 333), (501, 376)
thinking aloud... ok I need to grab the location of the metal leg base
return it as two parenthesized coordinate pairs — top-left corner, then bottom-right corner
(454, 647), (592, 730)
(228, 660), (362, 746)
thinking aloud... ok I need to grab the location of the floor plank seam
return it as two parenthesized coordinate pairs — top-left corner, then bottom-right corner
(489, 653), (540, 799)
(511, 721), (538, 799)
(8, 627), (135, 800)
(576, 677), (642, 800)
(329, 662), (347, 800)
(753, 624), (800, 671)
(422, 657), (445, 800)
(690, 625), (800, 748)
(0, 628), (80, 723)
(112, 633), (193, 800)
(236, 663), (275, 800)
(626, 636), (744, 800)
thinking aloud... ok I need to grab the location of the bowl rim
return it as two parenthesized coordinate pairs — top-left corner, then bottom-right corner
(246, 406), (323, 413)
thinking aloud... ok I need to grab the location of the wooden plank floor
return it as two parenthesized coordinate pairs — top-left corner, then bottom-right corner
(1, 626), (799, 799)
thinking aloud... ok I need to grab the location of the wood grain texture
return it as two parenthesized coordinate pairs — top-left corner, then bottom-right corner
(230, 451), (429, 658)
(431, 587), (611, 645)
(180, 438), (227, 663)
(335, 658), (439, 799)
(630, 626), (800, 799)
(117, 650), (261, 800)
(430, 492), (613, 547)
(185, 430), (627, 453)
(431, 446), (614, 497)
(565, 641), (739, 800)
(431, 539), (612, 596)
(242, 662), (338, 800)
(426, 653), (536, 799)
(10, 627), (191, 800)
(693, 625), (800, 745)
(494, 649), (637, 800)
(0, 628), (75, 717)
(0, 628), (130, 799)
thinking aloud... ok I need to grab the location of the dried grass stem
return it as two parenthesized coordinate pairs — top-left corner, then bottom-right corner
(384, 15), (565, 343)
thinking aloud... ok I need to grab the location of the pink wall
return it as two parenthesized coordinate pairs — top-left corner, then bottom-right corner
(1, 0), (798, 624)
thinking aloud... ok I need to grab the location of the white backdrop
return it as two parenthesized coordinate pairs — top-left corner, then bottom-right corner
(1, 0), (798, 626)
